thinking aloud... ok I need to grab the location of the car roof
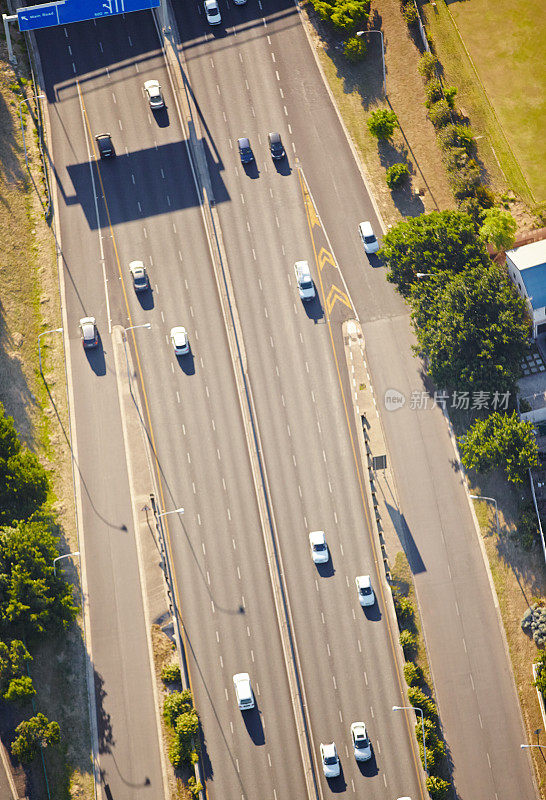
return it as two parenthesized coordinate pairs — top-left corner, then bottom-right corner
(321, 742), (336, 756)
(356, 575), (371, 588)
(268, 131), (281, 143)
(80, 316), (96, 326)
(238, 137), (250, 148)
(129, 260), (145, 270)
(351, 721), (366, 733)
(144, 79), (160, 89)
(309, 530), (326, 545)
(171, 326), (187, 336)
(96, 133), (111, 140)
(205, 0), (218, 8)
(295, 260), (310, 272)
(359, 221), (374, 235)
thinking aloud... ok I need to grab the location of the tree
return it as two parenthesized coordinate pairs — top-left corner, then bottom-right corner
(0, 639), (32, 700)
(411, 265), (530, 395)
(0, 517), (79, 639)
(426, 776), (451, 799)
(367, 109), (398, 140)
(163, 689), (193, 727)
(386, 163), (410, 189)
(0, 404), (48, 525)
(168, 709), (200, 768)
(11, 713), (60, 764)
(310, 0), (370, 31)
(479, 207), (517, 251)
(381, 210), (491, 297)
(4, 676), (36, 704)
(344, 36), (367, 62)
(459, 411), (538, 484)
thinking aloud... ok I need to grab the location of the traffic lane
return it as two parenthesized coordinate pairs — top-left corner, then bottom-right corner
(363, 315), (535, 799)
(130, 321), (309, 798)
(68, 332), (165, 798)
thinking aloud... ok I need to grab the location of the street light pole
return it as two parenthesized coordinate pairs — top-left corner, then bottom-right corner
(54, 551), (80, 577)
(393, 705), (427, 774)
(123, 322), (152, 339)
(356, 30), (386, 97)
(38, 327), (63, 377)
(469, 494), (500, 537)
(157, 507), (185, 518)
(521, 744), (544, 750)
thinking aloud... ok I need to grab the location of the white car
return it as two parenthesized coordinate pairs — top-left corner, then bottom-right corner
(358, 221), (379, 254)
(294, 260), (316, 302)
(320, 742), (340, 778)
(351, 721), (372, 761)
(309, 530), (329, 564)
(129, 260), (149, 292)
(233, 673), (255, 710)
(204, 0), (221, 24)
(79, 316), (98, 349)
(170, 326), (189, 355)
(144, 79), (164, 110)
(355, 575), (375, 607)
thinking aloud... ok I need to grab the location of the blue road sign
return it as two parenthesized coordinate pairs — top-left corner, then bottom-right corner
(17, 0), (159, 32)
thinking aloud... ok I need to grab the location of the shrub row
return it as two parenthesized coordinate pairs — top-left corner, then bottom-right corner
(309, 0), (371, 33)
(417, 52), (493, 222)
(393, 588), (452, 794)
(163, 689), (202, 776)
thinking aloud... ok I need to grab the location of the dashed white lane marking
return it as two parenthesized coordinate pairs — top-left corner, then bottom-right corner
(383, 774), (387, 787)
(211, 418), (215, 430)
(72, 63), (76, 74)
(251, 649), (255, 662)
(462, 637), (467, 653)
(377, 739), (381, 754)
(245, 79), (250, 90)
(284, 105), (288, 115)
(205, 385), (210, 397)
(176, 391), (180, 403)
(222, 478), (227, 491)
(270, 336), (274, 348)
(172, 222), (177, 233)
(470, 673), (475, 691)
(68, 44), (73, 55)
(237, 566), (241, 580)
(329, 481), (333, 493)
(197, 513), (202, 525)
(327, 643), (330, 656)
(279, 88), (284, 99)
(486, 752), (491, 769)
(187, 452), (191, 463)
(281, 394), (285, 407)
(232, 538), (236, 550)
(137, 201), (142, 213)
(217, 448), (221, 460)
(230, 721), (233, 734)
(352, 608), (356, 620)
(339, 709), (343, 722)
(236, 758), (240, 774)
(252, 249), (257, 260)
(241, 193), (245, 205)
(210, 57), (215, 68)
(267, 35), (271, 44)
(247, 625), (251, 637)
(292, 454), (297, 466)
(182, 424), (186, 435)
(275, 214), (280, 228)
(292, 141), (296, 153)
(227, 508), (231, 521)
(211, 599), (215, 613)
(478, 713), (483, 728)
(332, 675), (337, 690)
(271, 52), (276, 62)
(135, 62), (139, 73)
(131, 173), (135, 184)
(359, 641), (363, 653)
(207, 570), (211, 585)
(275, 69), (280, 81)
(161, 311), (165, 322)
(455, 601), (460, 616)
(321, 612), (325, 624)
(216, 84), (221, 95)
(215, 628), (219, 642)
(143, 227), (148, 239)
(370, 705), (374, 718)
(223, 111), (227, 122)
(298, 485), (302, 498)
(364, 669), (367, 684)
(339, 539), (343, 553)
(251, 106), (255, 118)
(323, 449), (327, 462)
(315, 579), (319, 592)
(128, 34), (133, 46)
(167, 195), (171, 207)
(268, 753), (272, 767)
(264, 306), (268, 319)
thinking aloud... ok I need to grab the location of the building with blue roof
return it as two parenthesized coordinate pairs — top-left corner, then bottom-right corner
(506, 239), (546, 338)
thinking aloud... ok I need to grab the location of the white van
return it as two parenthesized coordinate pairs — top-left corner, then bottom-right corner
(358, 221), (379, 254)
(294, 260), (316, 301)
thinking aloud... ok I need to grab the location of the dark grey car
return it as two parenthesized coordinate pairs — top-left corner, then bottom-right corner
(237, 137), (254, 164)
(268, 131), (285, 160)
(95, 133), (115, 159)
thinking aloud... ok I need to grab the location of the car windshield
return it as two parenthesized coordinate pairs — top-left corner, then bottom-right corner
(314, 542), (326, 551)
(361, 586), (371, 594)
(301, 280), (313, 290)
(364, 235), (376, 244)
(324, 756), (337, 765)
(356, 736), (368, 746)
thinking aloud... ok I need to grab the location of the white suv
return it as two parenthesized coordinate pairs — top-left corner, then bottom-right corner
(355, 575), (375, 606)
(294, 260), (316, 302)
(233, 673), (255, 710)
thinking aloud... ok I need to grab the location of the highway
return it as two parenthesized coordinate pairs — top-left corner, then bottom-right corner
(35, 0), (536, 799)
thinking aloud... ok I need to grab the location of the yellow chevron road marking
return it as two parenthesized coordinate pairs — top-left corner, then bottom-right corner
(326, 284), (352, 315)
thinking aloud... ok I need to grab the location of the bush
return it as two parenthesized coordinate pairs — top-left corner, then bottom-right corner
(344, 35), (367, 62)
(399, 629), (417, 657)
(11, 713), (60, 764)
(161, 664), (181, 684)
(449, 159), (482, 200)
(457, 196), (484, 225)
(427, 100), (452, 128)
(407, 685), (438, 720)
(534, 650), (546, 696)
(367, 108), (398, 140)
(522, 604), (546, 648)
(426, 775), (451, 799)
(418, 52), (438, 80)
(444, 86), (457, 108)
(513, 504), (539, 550)
(438, 123), (476, 154)
(403, 661), (422, 686)
(163, 689), (193, 727)
(386, 163), (410, 189)
(403, 3), (418, 25)
(311, 0), (371, 32)
(425, 79), (443, 107)
(4, 676), (35, 704)
(188, 776), (203, 798)
(394, 593), (415, 625)
(474, 184), (496, 209)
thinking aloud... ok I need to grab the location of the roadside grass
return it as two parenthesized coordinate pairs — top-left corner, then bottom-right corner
(468, 470), (546, 796)
(0, 35), (93, 800)
(421, 0), (545, 206)
(303, 0), (455, 226)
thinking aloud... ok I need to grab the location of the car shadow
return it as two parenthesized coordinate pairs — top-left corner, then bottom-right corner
(327, 765), (347, 793)
(303, 294), (324, 323)
(367, 253), (382, 268)
(357, 750), (379, 777)
(363, 603), (382, 622)
(316, 558), (335, 578)
(136, 288), (154, 310)
(274, 157), (292, 176)
(176, 350), (196, 375)
(154, 108), (170, 128)
(242, 707), (265, 746)
(85, 339), (106, 376)
(243, 160), (260, 179)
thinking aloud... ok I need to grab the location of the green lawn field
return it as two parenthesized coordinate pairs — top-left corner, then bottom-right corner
(423, 0), (546, 204)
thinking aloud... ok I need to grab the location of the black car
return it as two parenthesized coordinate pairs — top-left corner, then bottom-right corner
(95, 133), (115, 159)
(237, 137), (254, 164)
(268, 131), (285, 160)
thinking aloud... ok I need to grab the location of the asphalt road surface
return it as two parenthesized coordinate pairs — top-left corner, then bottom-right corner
(35, 0), (536, 799)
